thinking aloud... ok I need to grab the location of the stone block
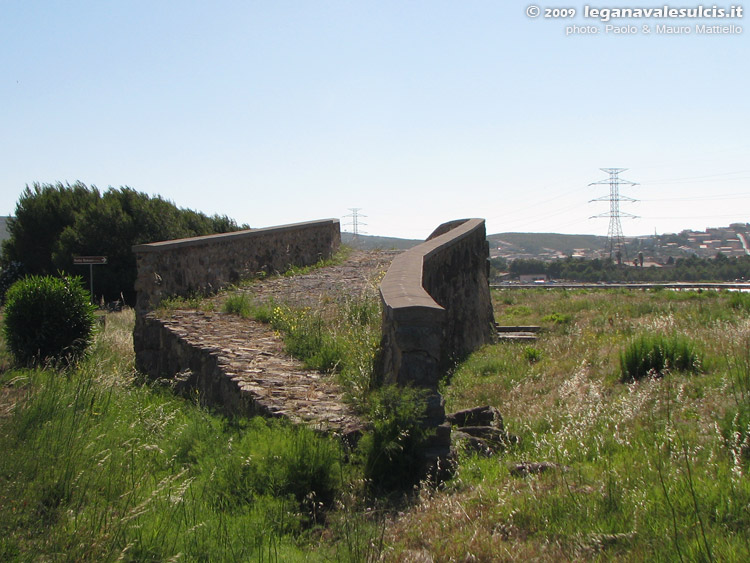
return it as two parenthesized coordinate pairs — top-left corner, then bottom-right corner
(447, 405), (504, 430)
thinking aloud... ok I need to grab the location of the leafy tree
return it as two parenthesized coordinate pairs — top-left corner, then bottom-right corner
(0, 262), (25, 305)
(2, 182), (98, 275)
(2, 183), (244, 304)
(509, 259), (546, 276)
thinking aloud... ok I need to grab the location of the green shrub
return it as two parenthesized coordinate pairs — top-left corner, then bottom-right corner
(523, 346), (542, 363)
(358, 385), (432, 491)
(209, 418), (342, 517)
(3, 275), (96, 366)
(619, 333), (701, 382)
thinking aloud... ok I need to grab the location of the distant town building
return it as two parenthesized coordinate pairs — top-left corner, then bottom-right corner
(488, 223), (749, 263)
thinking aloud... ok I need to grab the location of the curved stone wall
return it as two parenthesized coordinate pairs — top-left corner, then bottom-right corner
(377, 218), (495, 393)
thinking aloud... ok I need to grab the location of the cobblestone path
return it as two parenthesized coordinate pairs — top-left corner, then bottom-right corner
(156, 249), (398, 436)
(228, 248), (398, 309)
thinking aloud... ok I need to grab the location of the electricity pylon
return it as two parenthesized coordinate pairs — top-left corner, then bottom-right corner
(589, 168), (639, 262)
(343, 208), (367, 245)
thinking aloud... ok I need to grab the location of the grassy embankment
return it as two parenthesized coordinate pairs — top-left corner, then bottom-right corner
(386, 288), (750, 561)
(1, 287), (750, 560)
(0, 310), (384, 562)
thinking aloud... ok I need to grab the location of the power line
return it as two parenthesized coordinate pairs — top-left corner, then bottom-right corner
(645, 169), (750, 184)
(640, 192), (750, 202)
(589, 168), (639, 262)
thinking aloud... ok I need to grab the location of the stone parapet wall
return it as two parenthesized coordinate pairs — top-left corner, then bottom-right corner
(128, 215), (493, 467)
(132, 219), (341, 313)
(136, 313), (255, 415)
(378, 218), (495, 393)
(133, 219), (341, 389)
(422, 219), (495, 369)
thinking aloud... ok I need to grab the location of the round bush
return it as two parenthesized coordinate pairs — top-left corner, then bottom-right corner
(3, 275), (96, 366)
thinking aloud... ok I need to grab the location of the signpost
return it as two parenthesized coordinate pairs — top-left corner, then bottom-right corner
(73, 256), (108, 303)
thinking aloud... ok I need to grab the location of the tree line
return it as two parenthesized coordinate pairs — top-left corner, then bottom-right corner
(1, 182), (244, 304)
(493, 254), (750, 283)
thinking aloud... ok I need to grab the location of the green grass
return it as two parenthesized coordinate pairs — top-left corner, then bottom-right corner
(729, 291), (750, 312)
(390, 288), (750, 560)
(158, 293), (216, 313)
(0, 310), (368, 562)
(219, 244), (379, 409)
(5, 285), (750, 561)
(222, 292), (253, 318)
(224, 294), (382, 411)
(619, 333), (701, 381)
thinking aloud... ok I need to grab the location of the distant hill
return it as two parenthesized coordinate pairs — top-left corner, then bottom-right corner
(488, 232), (607, 256)
(342, 232), (421, 250)
(344, 225), (748, 262)
(343, 231), (609, 255)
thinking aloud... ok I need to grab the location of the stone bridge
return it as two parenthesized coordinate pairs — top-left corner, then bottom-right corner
(132, 218), (495, 447)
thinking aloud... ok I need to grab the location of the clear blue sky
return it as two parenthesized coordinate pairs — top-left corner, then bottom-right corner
(2, 1), (748, 240)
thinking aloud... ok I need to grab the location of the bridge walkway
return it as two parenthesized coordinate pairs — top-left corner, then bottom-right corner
(152, 249), (397, 437)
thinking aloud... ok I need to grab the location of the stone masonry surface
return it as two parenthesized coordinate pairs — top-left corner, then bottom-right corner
(376, 219), (495, 464)
(133, 219), (341, 313)
(229, 249), (398, 308)
(378, 218), (496, 391)
(132, 213), (494, 458)
(136, 249), (397, 437)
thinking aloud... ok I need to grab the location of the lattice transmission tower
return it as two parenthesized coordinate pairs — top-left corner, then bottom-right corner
(589, 168), (639, 262)
(343, 208), (367, 246)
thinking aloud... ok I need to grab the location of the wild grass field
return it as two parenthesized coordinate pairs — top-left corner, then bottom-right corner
(1, 288), (749, 561)
(0, 310), (379, 562)
(387, 288), (750, 561)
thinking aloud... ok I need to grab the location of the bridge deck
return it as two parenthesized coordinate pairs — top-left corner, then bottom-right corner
(152, 249), (397, 437)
